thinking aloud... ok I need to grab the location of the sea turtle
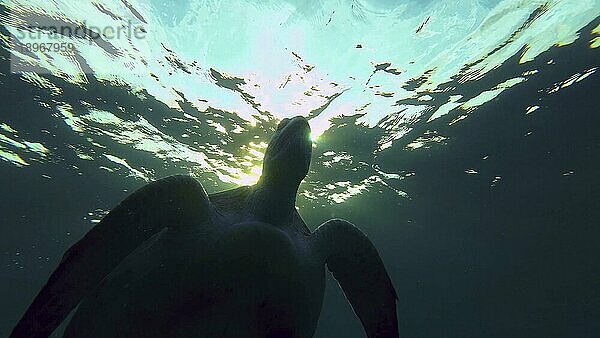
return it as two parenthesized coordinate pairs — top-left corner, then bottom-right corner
(11, 116), (398, 338)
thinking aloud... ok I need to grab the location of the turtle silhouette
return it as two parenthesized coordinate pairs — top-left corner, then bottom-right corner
(11, 116), (398, 338)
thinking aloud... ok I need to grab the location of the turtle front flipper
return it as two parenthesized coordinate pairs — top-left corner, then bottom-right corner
(314, 219), (399, 338)
(10, 175), (215, 338)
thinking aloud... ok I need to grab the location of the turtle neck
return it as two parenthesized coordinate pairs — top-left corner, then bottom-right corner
(248, 175), (300, 225)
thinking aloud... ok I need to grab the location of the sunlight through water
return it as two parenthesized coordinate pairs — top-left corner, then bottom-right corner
(0, 0), (598, 204)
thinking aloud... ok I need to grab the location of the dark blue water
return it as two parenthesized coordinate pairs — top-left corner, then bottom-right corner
(1, 1), (599, 337)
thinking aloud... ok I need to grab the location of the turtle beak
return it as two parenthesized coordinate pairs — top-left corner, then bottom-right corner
(279, 116), (311, 142)
(262, 116), (312, 183)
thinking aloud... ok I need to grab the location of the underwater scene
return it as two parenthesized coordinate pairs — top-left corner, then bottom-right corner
(1, 0), (599, 337)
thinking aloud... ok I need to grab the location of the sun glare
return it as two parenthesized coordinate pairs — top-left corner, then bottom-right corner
(237, 165), (263, 186)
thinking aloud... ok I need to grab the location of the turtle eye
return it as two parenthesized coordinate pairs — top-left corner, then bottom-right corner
(277, 118), (291, 131)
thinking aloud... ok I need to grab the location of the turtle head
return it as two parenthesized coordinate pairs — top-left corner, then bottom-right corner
(260, 116), (312, 187)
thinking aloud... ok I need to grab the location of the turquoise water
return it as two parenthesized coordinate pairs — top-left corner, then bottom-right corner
(1, 0), (599, 336)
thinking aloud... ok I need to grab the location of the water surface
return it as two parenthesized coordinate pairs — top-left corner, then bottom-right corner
(1, 0), (599, 336)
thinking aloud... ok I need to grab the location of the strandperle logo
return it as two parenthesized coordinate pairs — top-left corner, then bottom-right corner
(9, 12), (147, 74)
(15, 19), (147, 45)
